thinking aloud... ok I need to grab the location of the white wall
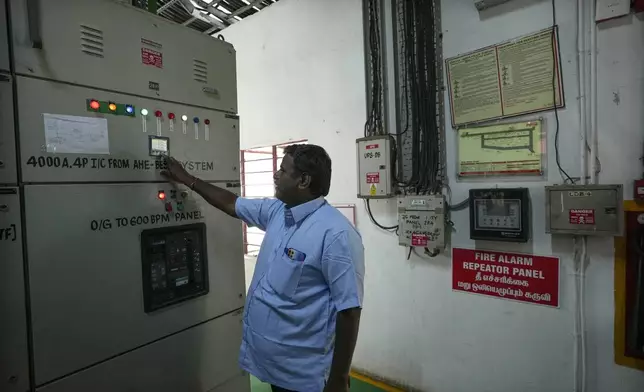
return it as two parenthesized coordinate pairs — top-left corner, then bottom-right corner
(223, 0), (644, 391)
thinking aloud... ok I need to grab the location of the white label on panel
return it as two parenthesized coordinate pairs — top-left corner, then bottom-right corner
(194, 123), (199, 140)
(156, 118), (162, 136)
(205, 124), (210, 141)
(169, 120), (174, 132)
(43, 114), (110, 154)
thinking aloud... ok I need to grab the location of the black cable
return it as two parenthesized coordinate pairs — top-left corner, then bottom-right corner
(365, 199), (398, 231)
(551, 0), (574, 184)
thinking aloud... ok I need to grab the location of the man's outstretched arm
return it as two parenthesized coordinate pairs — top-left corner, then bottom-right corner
(161, 157), (238, 217)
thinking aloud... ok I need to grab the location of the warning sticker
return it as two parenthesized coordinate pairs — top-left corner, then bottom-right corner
(369, 184), (377, 196)
(366, 172), (380, 184)
(142, 48), (163, 68)
(569, 209), (595, 225)
(411, 234), (428, 247)
(366, 144), (379, 150)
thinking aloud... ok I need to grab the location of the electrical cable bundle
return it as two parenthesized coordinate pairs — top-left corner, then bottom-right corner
(364, 0), (384, 137)
(396, 0), (442, 195)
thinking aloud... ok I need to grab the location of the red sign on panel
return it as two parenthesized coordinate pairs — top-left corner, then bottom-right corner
(452, 248), (560, 307)
(365, 144), (379, 150)
(142, 48), (163, 68)
(411, 234), (427, 247)
(366, 172), (380, 184)
(569, 209), (595, 225)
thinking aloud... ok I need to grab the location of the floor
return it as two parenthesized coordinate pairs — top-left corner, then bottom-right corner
(250, 376), (385, 392)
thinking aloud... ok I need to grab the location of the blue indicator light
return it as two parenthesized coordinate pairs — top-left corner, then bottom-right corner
(193, 117), (200, 123)
(125, 105), (134, 114)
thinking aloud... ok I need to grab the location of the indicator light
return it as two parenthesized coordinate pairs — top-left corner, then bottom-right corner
(155, 110), (162, 118)
(108, 102), (117, 111)
(193, 117), (200, 123)
(204, 119), (210, 125)
(141, 108), (149, 116)
(177, 201), (184, 211)
(168, 113), (176, 120)
(165, 202), (173, 212)
(89, 100), (100, 110)
(181, 115), (188, 122)
(157, 191), (166, 200)
(125, 105), (134, 114)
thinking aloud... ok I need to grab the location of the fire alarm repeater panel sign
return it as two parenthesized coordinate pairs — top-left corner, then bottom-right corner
(469, 188), (530, 243)
(545, 184), (623, 236)
(356, 136), (393, 199)
(397, 195), (445, 249)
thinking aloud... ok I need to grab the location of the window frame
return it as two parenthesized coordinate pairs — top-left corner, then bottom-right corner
(240, 140), (307, 255)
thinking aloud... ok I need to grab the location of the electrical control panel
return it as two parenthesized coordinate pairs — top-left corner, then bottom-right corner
(15, 76), (240, 184)
(141, 223), (209, 313)
(0, 74), (17, 185)
(397, 195), (445, 249)
(469, 188), (530, 242)
(545, 184), (623, 236)
(0, 189), (30, 392)
(356, 136), (393, 199)
(0, 0), (8, 72)
(9, 0), (237, 112)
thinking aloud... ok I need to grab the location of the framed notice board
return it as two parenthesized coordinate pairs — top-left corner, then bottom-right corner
(445, 27), (564, 128)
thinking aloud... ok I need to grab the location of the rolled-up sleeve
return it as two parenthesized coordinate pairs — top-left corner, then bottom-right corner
(235, 198), (282, 231)
(321, 230), (365, 312)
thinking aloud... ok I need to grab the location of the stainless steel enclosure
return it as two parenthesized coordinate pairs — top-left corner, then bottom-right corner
(3, 0), (249, 391)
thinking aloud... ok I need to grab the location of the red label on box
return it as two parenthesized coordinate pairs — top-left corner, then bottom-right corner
(366, 172), (380, 184)
(569, 209), (595, 225)
(452, 248), (560, 307)
(411, 234), (427, 247)
(365, 144), (379, 150)
(142, 48), (163, 68)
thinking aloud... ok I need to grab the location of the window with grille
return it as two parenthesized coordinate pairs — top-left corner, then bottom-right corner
(241, 140), (307, 255)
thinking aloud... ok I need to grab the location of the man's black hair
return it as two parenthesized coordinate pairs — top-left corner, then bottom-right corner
(283, 144), (332, 197)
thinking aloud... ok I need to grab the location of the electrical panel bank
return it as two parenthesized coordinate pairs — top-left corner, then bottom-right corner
(0, 1), (249, 391)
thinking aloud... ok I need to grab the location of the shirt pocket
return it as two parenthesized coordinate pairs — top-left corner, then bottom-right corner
(267, 253), (304, 298)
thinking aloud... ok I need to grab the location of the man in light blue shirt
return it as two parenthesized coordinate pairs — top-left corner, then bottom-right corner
(162, 144), (364, 392)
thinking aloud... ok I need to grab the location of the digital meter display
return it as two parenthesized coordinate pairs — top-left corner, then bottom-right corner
(149, 136), (170, 157)
(469, 188), (530, 242)
(475, 199), (521, 230)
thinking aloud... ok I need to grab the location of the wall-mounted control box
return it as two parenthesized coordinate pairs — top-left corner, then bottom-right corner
(397, 195), (445, 249)
(545, 184), (623, 236)
(469, 188), (530, 243)
(356, 136), (393, 199)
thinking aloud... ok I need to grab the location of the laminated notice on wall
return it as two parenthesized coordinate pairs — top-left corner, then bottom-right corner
(446, 27), (564, 127)
(43, 114), (110, 154)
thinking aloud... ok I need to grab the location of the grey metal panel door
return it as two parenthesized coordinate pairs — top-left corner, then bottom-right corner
(0, 188), (30, 392)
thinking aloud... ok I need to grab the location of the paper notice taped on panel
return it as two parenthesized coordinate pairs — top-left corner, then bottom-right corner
(446, 27), (563, 127)
(43, 114), (110, 154)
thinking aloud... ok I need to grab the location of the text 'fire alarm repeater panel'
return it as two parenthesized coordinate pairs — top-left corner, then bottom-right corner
(469, 188), (530, 243)
(141, 223), (209, 313)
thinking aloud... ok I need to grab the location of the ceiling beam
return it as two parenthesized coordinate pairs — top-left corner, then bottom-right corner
(157, 0), (180, 14)
(226, 0), (264, 23)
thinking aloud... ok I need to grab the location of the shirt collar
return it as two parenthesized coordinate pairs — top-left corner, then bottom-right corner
(284, 197), (325, 226)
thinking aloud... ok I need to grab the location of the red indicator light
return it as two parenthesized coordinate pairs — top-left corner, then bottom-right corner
(155, 110), (163, 118)
(158, 191), (166, 200)
(168, 113), (175, 120)
(165, 202), (173, 212)
(204, 119), (210, 125)
(89, 100), (100, 110)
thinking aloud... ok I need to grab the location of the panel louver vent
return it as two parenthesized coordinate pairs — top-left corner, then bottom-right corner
(193, 59), (208, 83)
(80, 25), (104, 58)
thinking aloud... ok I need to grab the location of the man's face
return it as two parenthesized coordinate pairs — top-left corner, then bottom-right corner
(274, 154), (302, 203)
